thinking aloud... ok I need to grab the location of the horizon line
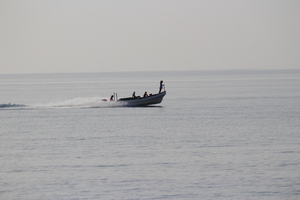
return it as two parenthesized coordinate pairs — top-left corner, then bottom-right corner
(1, 68), (300, 76)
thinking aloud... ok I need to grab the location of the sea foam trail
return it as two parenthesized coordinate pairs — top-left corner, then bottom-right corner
(35, 97), (125, 108)
(1, 97), (125, 110)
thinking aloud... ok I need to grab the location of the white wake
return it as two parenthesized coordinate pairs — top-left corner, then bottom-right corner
(37, 97), (125, 108)
(1, 97), (126, 109)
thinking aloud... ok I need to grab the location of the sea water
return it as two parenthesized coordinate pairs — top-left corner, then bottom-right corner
(1, 70), (299, 200)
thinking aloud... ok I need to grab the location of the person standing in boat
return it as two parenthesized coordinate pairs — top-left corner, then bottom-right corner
(132, 91), (136, 98)
(110, 95), (114, 101)
(159, 80), (164, 93)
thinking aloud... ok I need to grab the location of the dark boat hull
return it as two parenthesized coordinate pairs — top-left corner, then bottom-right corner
(118, 91), (166, 106)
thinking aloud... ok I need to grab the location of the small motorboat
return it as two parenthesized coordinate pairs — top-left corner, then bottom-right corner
(118, 91), (166, 106)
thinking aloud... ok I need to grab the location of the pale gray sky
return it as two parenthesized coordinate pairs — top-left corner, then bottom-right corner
(1, 0), (299, 74)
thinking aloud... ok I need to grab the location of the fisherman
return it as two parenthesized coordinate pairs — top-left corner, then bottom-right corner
(110, 95), (114, 101)
(159, 80), (164, 93)
(143, 92), (148, 97)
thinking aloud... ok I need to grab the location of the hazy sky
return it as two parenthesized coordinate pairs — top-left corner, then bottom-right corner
(1, 0), (300, 74)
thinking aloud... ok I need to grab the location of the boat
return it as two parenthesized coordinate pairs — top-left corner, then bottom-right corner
(118, 91), (166, 106)
(117, 82), (166, 107)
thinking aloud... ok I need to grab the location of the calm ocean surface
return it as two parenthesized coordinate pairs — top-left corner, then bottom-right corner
(1, 70), (300, 200)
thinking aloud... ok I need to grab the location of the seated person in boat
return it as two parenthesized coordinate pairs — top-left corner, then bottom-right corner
(143, 92), (148, 97)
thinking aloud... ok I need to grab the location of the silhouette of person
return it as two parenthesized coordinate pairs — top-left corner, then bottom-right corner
(110, 95), (114, 101)
(132, 91), (136, 98)
(159, 80), (164, 93)
(143, 92), (148, 97)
